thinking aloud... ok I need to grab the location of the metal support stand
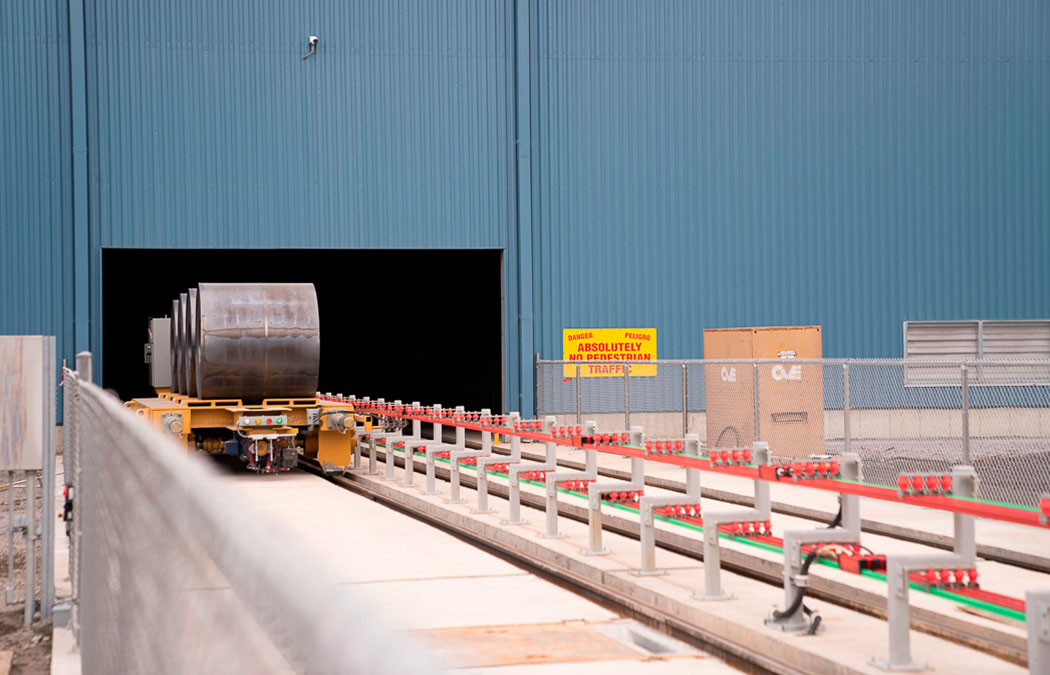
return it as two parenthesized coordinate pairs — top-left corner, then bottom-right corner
(870, 466), (978, 670)
(682, 363), (689, 436)
(5, 471), (13, 605)
(698, 442), (772, 601)
(365, 398), (383, 475)
(502, 417), (555, 526)
(768, 453), (861, 630)
(475, 413), (521, 510)
(624, 364), (631, 429)
(753, 362), (760, 441)
(347, 396), (362, 470)
(582, 427), (645, 556)
(1027, 590), (1050, 675)
(541, 422), (598, 539)
(382, 400), (403, 480)
(632, 435), (701, 576)
(461, 409), (495, 513)
(24, 473), (36, 625)
(575, 364), (581, 425)
(445, 407), (469, 504)
(400, 404), (424, 487)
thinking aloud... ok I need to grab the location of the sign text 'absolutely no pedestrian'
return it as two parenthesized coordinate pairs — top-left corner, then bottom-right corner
(562, 328), (657, 377)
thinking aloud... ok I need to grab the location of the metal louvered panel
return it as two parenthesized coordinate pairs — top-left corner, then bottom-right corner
(982, 321), (1050, 360)
(904, 322), (978, 384)
(980, 320), (1050, 385)
(904, 320), (1050, 385)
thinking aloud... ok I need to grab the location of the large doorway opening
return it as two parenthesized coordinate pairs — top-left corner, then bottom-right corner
(101, 248), (504, 411)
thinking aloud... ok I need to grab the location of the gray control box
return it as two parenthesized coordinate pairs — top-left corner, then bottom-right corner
(145, 317), (171, 389)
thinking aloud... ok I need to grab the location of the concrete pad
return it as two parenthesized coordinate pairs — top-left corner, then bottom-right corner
(456, 656), (734, 675)
(219, 467), (724, 671)
(349, 574), (618, 631)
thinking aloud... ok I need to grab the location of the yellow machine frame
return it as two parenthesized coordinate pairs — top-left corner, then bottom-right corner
(125, 390), (373, 474)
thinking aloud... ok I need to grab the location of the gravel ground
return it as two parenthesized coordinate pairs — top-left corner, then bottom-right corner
(0, 473), (52, 674)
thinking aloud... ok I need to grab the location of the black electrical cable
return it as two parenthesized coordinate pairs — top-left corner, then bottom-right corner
(714, 425), (741, 448)
(826, 502), (843, 530)
(771, 550), (819, 621)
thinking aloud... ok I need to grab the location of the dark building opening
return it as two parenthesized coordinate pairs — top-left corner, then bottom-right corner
(101, 248), (504, 411)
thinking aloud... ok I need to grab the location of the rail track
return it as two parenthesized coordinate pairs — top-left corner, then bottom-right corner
(300, 446), (1031, 668)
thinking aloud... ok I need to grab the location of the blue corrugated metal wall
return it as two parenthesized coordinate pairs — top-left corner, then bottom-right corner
(0, 1), (74, 376)
(2, 0), (1049, 416)
(529, 0), (1050, 361)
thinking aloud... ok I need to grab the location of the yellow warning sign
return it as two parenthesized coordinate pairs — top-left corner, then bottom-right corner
(562, 328), (657, 377)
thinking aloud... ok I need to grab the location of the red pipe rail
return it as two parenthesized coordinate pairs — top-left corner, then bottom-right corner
(342, 400), (1050, 530)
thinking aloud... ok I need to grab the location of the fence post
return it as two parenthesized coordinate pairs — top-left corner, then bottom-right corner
(575, 363), (581, 424)
(961, 364), (970, 465)
(682, 362), (688, 436)
(534, 354), (540, 418)
(753, 362), (760, 441)
(75, 351), (92, 383)
(624, 363), (631, 429)
(843, 363), (851, 454)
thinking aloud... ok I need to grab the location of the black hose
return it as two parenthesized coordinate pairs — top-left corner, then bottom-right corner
(826, 500), (843, 529)
(771, 550), (819, 620)
(714, 425), (741, 447)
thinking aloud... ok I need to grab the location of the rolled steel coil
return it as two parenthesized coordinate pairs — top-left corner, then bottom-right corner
(185, 288), (199, 397)
(176, 292), (188, 394)
(170, 298), (181, 393)
(194, 283), (320, 401)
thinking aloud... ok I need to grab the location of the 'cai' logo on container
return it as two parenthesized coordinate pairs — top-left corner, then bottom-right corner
(771, 364), (802, 381)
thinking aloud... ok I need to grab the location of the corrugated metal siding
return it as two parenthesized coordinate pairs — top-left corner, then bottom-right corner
(3, 0), (1050, 416)
(529, 0), (1050, 360)
(79, 0), (520, 400)
(0, 1), (73, 387)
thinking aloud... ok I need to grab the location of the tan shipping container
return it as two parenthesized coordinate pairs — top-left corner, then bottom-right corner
(703, 326), (824, 458)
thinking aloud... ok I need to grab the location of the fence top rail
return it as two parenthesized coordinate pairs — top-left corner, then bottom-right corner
(539, 358), (1050, 367)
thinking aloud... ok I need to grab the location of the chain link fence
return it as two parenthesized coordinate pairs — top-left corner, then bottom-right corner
(538, 358), (1050, 508)
(62, 358), (433, 674)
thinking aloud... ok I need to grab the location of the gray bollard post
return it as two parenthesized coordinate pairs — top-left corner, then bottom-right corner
(502, 416), (554, 525)
(445, 407), (468, 504)
(382, 400), (403, 480)
(401, 402), (422, 487)
(541, 422), (598, 539)
(582, 426), (645, 556)
(870, 466), (978, 669)
(472, 410), (498, 514)
(1027, 590), (1050, 675)
(631, 434), (702, 576)
(699, 442), (773, 601)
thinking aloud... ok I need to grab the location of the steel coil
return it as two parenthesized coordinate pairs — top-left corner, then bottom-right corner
(195, 283), (320, 401)
(170, 298), (181, 393)
(185, 288), (199, 397)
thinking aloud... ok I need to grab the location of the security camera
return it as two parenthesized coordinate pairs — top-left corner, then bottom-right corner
(302, 35), (319, 60)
